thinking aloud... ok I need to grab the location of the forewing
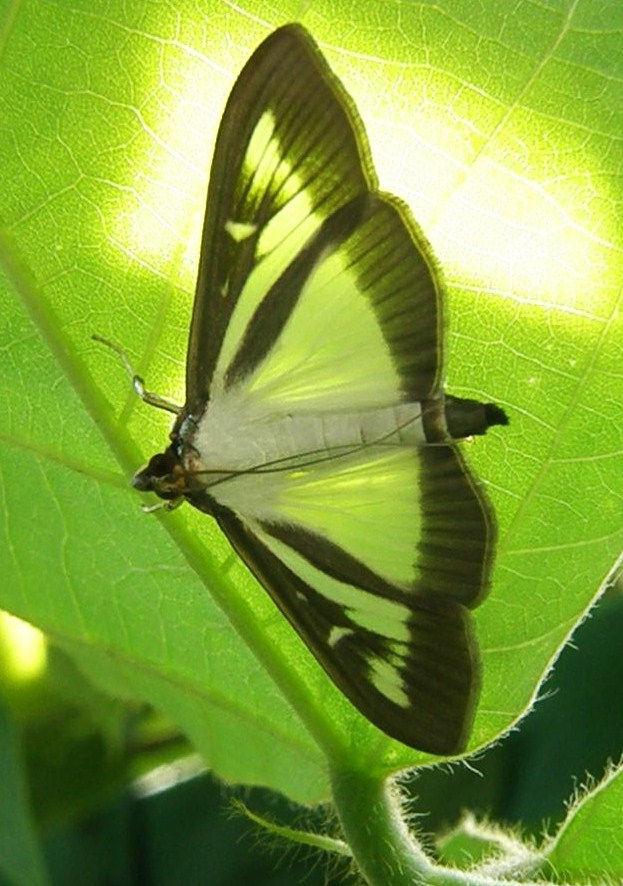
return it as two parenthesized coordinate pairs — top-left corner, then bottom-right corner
(187, 25), (445, 415)
(211, 442), (495, 754)
(187, 24), (377, 411)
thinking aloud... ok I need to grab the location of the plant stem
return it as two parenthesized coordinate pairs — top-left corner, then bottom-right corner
(330, 765), (566, 886)
(330, 766), (433, 885)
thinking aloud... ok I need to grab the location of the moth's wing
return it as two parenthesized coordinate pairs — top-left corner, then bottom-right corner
(213, 442), (494, 755)
(209, 191), (445, 416)
(187, 24), (379, 411)
(196, 191), (492, 753)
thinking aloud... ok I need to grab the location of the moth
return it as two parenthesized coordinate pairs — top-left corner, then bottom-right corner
(102, 24), (507, 754)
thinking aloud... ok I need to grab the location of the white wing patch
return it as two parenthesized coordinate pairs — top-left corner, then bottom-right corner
(369, 652), (410, 708)
(216, 109), (324, 380)
(328, 626), (354, 647)
(244, 240), (401, 408)
(348, 601), (411, 644)
(252, 527), (415, 637)
(225, 220), (258, 242)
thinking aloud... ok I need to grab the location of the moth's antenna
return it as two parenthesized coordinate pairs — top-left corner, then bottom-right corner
(92, 335), (181, 415)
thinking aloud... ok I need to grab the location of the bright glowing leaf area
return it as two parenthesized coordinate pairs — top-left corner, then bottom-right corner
(0, 612), (47, 683)
(112, 19), (615, 397)
(0, 4), (622, 886)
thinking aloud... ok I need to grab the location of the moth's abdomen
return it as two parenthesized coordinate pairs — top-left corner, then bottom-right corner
(442, 395), (508, 440)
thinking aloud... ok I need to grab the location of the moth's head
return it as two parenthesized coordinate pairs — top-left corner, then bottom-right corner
(132, 449), (189, 502)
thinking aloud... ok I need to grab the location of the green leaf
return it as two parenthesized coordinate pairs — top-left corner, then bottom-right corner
(1, 0), (622, 809)
(545, 764), (623, 882)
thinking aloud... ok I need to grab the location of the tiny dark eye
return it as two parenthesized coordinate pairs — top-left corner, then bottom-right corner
(147, 453), (175, 477)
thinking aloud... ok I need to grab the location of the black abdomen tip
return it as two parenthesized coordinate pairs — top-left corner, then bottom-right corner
(484, 402), (509, 428)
